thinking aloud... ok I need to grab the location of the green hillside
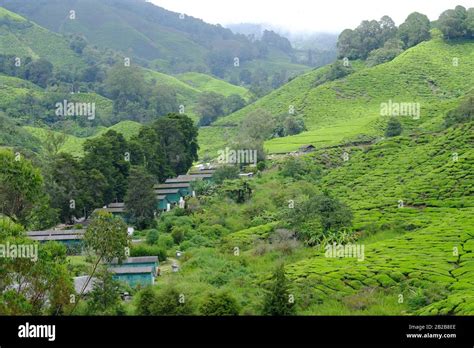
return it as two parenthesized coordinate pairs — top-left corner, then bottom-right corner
(177, 72), (250, 99)
(166, 122), (473, 315)
(199, 36), (474, 156)
(0, 0), (311, 79)
(24, 120), (142, 157)
(0, 0), (209, 69)
(0, 74), (43, 105)
(285, 123), (474, 314)
(0, 6), (85, 69)
(0, 5), (253, 131)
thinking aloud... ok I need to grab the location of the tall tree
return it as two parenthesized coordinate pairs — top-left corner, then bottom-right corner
(124, 167), (157, 229)
(0, 149), (43, 223)
(196, 92), (226, 126)
(153, 113), (199, 176)
(262, 264), (295, 316)
(129, 126), (171, 182)
(438, 6), (468, 39)
(104, 65), (148, 121)
(82, 130), (130, 204)
(0, 217), (73, 315)
(24, 58), (53, 88)
(47, 153), (87, 224)
(465, 8), (474, 37)
(398, 12), (431, 48)
(70, 211), (129, 314)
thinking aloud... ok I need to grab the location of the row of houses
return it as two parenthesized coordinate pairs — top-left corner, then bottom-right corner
(26, 229), (158, 288)
(155, 170), (215, 211)
(27, 168), (216, 289)
(96, 168), (216, 218)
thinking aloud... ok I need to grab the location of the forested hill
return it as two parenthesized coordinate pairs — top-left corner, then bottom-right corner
(0, 0), (313, 86)
(198, 6), (474, 156)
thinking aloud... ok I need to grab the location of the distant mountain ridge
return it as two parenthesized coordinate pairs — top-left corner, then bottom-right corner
(0, 0), (315, 81)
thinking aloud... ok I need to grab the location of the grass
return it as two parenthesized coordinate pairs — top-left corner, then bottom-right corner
(157, 120), (474, 315)
(0, 6), (86, 70)
(176, 72), (250, 99)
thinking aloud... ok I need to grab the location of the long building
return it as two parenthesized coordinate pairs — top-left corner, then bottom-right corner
(26, 229), (85, 253)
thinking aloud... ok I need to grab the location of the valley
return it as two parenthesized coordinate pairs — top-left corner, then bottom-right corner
(0, 0), (472, 319)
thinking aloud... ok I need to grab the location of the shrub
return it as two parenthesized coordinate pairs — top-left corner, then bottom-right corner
(146, 229), (159, 245)
(385, 117), (402, 137)
(443, 93), (473, 128)
(171, 226), (185, 244)
(286, 192), (353, 246)
(157, 234), (174, 250)
(135, 287), (156, 316)
(130, 244), (167, 262)
(262, 264), (295, 316)
(256, 161), (266, 171)
(150, 287), (193, 315)
(280, 157), (321, 181)
(213, 166), (240, 184)
(200, 292), (240, 316)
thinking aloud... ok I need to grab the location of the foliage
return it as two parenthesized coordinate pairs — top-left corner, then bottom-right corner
(135, 287), (156, 316)
(220, 179), (253, 203)
(131, 113), (198, 181)
(444, 92), (474, 128)
(200, 291), (240, 315)
(130, 244), (167, 262)
(337, 16), (398, 59)
(280, 156), (321, 181)
(86, 269), (124, 315)
(149, 287), (193, 315)
(262, 264), (295, 316)
(286, 192), (353, 245)
(191, 179), (216, 196)
(438, 6), (473, 40)
(213, 166), (240, 184)
(146, 229), (159, 245)
(84, 211), (130, 263)
(366, 39), (404, 67)
(0, 218), (73, 315)
(83, 130), (130, 203)
(196, 92), (226, 126)
(398, 12), (431, 48)
(385, 117), (403, 137)
(0, 149), (44, 223)
(124, 167), (157, 229)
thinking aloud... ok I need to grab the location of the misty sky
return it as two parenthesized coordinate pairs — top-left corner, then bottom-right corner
(150, 0), (472, 33)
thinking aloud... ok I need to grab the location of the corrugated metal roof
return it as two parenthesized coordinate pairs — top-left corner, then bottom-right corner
(27, 229), (86, 236)
(189, 170), (216, 174)
(165, 178), (194, 183)
(110, 256), (158, 265)
(105, 207), (126, 213)
(158, 183), (191, 188)
(109, 266), (154, 274)
(29, 235), (83, 241)
(155, 189), (181, 194)
(108, 202), (125, 208)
